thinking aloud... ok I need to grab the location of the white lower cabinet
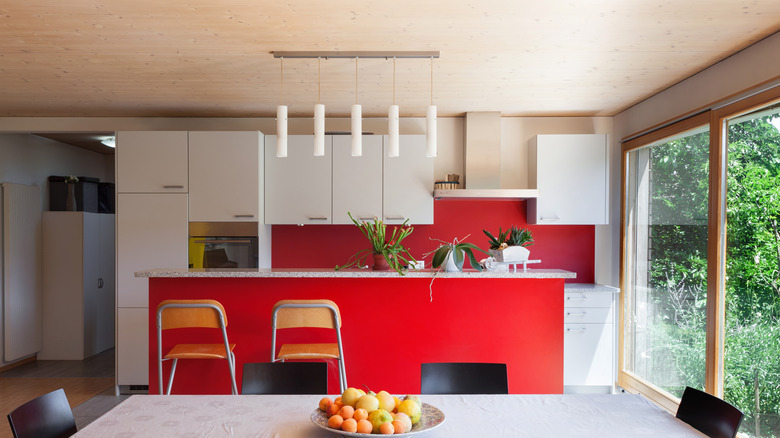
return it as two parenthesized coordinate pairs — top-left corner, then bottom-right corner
(563, 287), (617, 393)
(117, 308), (149, 386)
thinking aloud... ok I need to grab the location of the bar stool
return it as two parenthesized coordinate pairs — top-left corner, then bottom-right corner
(156, 299), (237, 395)
(271, 299), (347, 393)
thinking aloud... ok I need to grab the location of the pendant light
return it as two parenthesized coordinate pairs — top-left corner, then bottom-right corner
(276, 57), (288, 158)
(351, 57), (362, 157)
(426, 56), (437, 158)
(314, 57), (325, 156)
(388, 57), (400, 158)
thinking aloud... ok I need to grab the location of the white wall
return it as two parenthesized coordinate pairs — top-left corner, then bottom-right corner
(0, 133), (111, 367)
(605, 32), (780, 287)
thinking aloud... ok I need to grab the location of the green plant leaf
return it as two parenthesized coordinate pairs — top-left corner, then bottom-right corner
(432, 245), (450, 268)
(464, 248), (483, 271)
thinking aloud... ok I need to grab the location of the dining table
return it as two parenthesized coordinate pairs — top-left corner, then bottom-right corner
(73, 393), (706, 437)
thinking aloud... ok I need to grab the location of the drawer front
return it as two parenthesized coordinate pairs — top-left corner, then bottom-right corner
(564, 292), (614, 308)
(564, 307), (613, 324)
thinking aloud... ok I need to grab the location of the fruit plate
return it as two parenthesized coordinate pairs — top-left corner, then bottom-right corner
(311, 403), (445, 436)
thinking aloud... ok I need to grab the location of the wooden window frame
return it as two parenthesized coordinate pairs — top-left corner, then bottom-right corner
(618, 83), (780, 412)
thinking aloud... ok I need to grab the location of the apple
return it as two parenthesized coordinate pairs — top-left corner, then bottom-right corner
(341, 387), (362, 407)
(355, 394), (380, 413)
(368, 409), (393, 434)
(375, 390), (395, 412)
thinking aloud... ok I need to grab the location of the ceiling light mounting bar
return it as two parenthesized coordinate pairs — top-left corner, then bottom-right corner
(272, 51), (439, 59)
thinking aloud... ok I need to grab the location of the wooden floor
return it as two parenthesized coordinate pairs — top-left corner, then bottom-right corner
(0, 349), (128, 438)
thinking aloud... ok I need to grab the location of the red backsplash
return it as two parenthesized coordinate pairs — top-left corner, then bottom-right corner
(272, 200), (594, 283)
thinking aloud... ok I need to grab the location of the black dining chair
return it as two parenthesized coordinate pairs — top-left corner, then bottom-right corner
(420, 362), (509, 394)
(242, 361), (328, 394)
(675, 386), (744, 438)
(7, 388), (77, 438)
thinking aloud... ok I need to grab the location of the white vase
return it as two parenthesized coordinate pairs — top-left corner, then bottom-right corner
(489, 246), (530, 262)
(444, 250), (464, 272)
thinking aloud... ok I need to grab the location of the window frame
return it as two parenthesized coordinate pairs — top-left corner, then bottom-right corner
(618, 84), (780, 411)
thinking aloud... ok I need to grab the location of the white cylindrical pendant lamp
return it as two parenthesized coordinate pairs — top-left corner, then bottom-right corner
(351, 104), (362, 156)
(388, 105), (400, 157)
(314, 103), (325, 156)
(426, 105), (437, 158)
(276, 105), (288, 157)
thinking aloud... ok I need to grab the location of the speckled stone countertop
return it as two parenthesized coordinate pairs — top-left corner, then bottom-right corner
(564, 283), (620, 293)
(135, 268), (577, 279)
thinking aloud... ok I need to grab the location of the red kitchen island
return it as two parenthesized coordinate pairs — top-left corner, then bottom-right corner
(139, 268), (575, 395)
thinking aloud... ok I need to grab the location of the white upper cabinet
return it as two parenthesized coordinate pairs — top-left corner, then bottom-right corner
(116, 131), (189, 193)
(188, 131), (261, 222)
(527, 134), (608, 225)
(265, 135), (332, 224)
(383, 135), (434, 225)
(332, 135), (383, 224)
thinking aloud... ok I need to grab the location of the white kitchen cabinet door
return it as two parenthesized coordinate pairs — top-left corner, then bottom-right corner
(528, 134), (608, 225)
(117, 308), (149, 386)
(264, 135), (332, 224)
(116, 193), (188, 308)
(564, 323), (614, 387)
(382, 135), (434, 225)
(188, 131), (261, 222)
(116, 131), (189, 193)
(40, 212), (114, 360)
(332, 135), (383, 224)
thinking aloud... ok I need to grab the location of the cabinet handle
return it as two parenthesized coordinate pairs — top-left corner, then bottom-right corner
(566, 327), (588, 333)
(566, 295), (588, 301)
(233, 214), (255, 218)
(384, 216), (406, 221)
(194, 239), (253, 244)
(566, 311), (588, 317)
(163, 185), (185, 189)
(98, 278), (104, 289)
(540, 216), (560, 221)
(308, 217), (328, 221)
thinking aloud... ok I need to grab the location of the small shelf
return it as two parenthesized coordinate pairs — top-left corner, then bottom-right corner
(433, 188), (539, 200)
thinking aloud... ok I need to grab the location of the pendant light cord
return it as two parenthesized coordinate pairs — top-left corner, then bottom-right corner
(393, 57), (396, 106)
(280, 57), (284, 104)
(318, 57), (321, 104)
(355, 57), (359, 104)
(430, 56), (434, 106)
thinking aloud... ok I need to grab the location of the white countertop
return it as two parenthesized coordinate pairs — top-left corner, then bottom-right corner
(134, 267), (576, 279)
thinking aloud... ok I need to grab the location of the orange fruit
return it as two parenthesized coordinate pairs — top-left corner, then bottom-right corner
(356, 419), (373, 434)
(341, 418), (357, 433)
(391, 419), (406, 434)
(326, 403), (340, 417)
(319, 397), (333, 412)
(338, 405), (355, 420)
(380, 422), (395, 435)
(353, 408), (369, 422)
(328, 414), (344, 429)
(334, 396), (342, 405)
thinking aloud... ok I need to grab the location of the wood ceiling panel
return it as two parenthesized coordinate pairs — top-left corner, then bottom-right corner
(0, 0), (778, 118)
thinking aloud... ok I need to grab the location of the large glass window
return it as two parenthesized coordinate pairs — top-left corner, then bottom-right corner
(724, 106), (780, 437)
(624, 125), (710, 399)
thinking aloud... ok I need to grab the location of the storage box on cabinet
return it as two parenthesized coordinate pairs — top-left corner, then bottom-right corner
(563, 289), (616, 393)
(528, 134), (608, 225)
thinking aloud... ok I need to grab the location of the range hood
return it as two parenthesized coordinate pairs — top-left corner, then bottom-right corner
(433, 112), (539, 200)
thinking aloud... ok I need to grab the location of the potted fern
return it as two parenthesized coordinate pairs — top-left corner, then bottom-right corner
(484, 226), (533, 262)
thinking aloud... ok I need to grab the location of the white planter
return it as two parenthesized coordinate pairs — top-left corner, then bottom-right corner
(489, 245), (530, 262)
(444, 250), (464, 272)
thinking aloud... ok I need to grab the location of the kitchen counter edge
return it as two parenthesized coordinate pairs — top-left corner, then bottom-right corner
(135, 268), (576, 279)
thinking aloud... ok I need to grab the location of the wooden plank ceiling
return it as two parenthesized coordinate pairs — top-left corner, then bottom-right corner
(1, 0), (779, 119)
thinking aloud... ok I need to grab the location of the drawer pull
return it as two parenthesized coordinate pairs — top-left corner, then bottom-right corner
(234, 214), (255, 218)
(308, 217), (328, 221)
(163, 185), (185, 189)
(566, 327), (588, 333)
(540, 216), (560, 221)
(385, 216), (406, 221)
(566, 312), (588, 317)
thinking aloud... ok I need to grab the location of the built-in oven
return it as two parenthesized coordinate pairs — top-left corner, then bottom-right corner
(188, 222), (259, 269)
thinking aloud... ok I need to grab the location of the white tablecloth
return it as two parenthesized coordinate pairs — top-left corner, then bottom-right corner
(74, 393), (706, 437)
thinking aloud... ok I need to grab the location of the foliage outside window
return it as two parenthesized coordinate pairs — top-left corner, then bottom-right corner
(624, 127), (710, 399)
